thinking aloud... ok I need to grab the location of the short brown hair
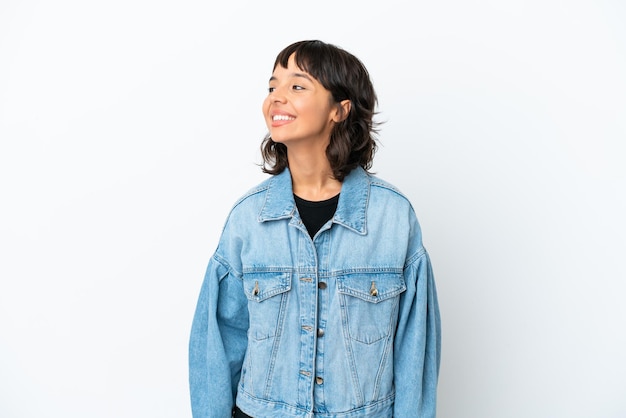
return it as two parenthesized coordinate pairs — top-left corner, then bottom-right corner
(261, 40), (379, 182)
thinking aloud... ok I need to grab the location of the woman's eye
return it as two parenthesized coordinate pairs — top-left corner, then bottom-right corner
(268, 87), (276, 93)
(292, 85), (304, 91)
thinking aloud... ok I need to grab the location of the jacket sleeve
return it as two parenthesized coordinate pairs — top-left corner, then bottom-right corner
(189, 254), (249, 418)
(393, 248), (441, 418)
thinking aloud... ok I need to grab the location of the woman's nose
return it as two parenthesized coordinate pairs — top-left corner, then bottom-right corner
(269, 86), (287, 103)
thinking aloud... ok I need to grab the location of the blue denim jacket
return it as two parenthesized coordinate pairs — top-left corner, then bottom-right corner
(189, 167), (441, 418)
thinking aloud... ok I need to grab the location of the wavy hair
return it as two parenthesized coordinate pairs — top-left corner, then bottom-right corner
(260, 40), (380, 181)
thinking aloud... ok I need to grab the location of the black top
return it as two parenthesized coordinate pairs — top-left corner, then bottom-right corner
(233, 406), (252, 418)
(294, 193), (340, 238)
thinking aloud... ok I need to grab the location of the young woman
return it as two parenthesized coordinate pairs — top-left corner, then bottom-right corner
(189, 40), (441, 418)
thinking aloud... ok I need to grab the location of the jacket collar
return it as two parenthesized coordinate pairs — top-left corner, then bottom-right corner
(258, 167), (370, 235)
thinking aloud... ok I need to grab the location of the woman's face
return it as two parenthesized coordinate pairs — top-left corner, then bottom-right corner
(263, 54), (341, 149)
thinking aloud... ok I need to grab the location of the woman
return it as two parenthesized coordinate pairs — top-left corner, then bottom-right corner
(189, 40), (441, 418)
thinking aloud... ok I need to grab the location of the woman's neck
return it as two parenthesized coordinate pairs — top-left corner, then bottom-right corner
(288, 149), (341, 201)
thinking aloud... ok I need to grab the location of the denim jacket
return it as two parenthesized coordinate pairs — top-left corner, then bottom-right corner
(189, 167), (441, 418)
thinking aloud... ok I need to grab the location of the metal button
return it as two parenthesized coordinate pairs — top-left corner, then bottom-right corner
(318, 281), (327, 289)
(317, 328), (324, 337)
(369, 281), (378, 297)
(315, 377), (324, 385)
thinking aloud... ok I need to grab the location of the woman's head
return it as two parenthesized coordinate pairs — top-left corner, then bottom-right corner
(261, 40), (379, 181)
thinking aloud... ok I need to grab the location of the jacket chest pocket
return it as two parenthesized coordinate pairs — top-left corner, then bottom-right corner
(337, 273), (406, 344)
(243, 272), (292, 341)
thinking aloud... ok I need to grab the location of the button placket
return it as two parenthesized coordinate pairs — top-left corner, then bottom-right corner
(317, 281), (327, 338)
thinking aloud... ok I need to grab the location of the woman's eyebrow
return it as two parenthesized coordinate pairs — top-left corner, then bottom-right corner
(292, 72), (313, 82)
(269, 72), (314, 83)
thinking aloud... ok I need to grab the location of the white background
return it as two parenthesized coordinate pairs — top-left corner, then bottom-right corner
(1, 1), (625, 417)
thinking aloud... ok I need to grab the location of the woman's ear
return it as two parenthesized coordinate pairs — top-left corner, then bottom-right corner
(333, 100), (352, 123)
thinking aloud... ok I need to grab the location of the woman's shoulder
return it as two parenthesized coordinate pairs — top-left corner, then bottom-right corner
(367, 173), (414, 207)
(230, 176), (274, 211)
(369, 174), (404, 195)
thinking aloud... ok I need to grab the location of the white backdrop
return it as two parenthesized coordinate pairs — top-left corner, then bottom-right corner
(1, 1), (625, 417)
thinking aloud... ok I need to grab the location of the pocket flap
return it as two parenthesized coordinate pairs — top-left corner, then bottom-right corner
(243, 272), (292, 302)
(337, 273), (406, 303)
